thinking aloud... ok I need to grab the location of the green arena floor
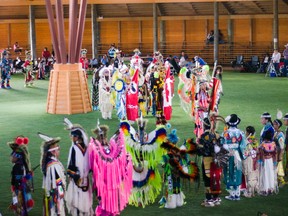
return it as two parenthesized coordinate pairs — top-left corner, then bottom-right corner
(0, 71), (287, 216)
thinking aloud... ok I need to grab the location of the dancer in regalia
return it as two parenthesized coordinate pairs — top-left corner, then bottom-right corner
(258, 130), (278, 195)
(99, 67), (113, 119)
(23, 51), (35, 87)
(1, 50), (12, 89)
(272, 119), (286, 186)
(91, 66), (101, 111)
(221, 114), (246, 201)
(89, 121), (133, 215)
(8, 136), (34, 215)
(64, 118), (93, 216)
(197, 117), (228, 207)
(159, 126), (199, 209)
(120, 117), (166, 207)
(260, 112), (275, 143)
(242, 126), (259, 197)
(38, 132), (66, 216)
(283, 113), (288, 175)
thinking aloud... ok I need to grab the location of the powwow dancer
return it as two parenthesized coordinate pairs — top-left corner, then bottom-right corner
(260, 112), (275, 143)
(99, 67), (113, 119)
(258, 130), (278, 195)
(283, 113), (288, 175)
(91, 66), (101, 111)
(197, 117), (228, 207)
(159, 126), (199, 209)
(242, 126), (259, 197)
(64, 118), (93, 216)
(8, 136), (34, 215)
(23, 51), (35, 87)
(89, 121), (133, 215)
(272, 119), (286, 186)
(79, 49), (89, 72)
(120, 117), (166, 207)
(1, 50), (12, 89)
(221, 114), (247, 201)
(38, 132), (66, 216)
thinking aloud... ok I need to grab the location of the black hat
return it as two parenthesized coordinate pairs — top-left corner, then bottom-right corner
(273, 119), (282, 127)
(283, 113), (288, 120)
(225, 114), (241, 127)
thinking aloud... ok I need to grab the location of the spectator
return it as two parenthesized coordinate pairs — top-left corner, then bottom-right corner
(107, 43), (116, 60)
(90, 57), (99, 68)
(179, 51), (188, 68)
(272, 49), (281, 74)
(101, 54), (109, 66)
(283, 43), (288, 77)
(218, 30), (225, 44)
(13, 42), (22, 54)
(42, 47), (51, 60)
(259, 53), (270, 73)
(206, 30), (214, 44)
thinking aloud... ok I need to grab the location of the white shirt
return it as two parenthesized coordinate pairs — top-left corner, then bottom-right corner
(272, 52), (281, 63)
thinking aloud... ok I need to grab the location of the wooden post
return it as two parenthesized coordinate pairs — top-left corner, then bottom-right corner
(153, 3), (158, 52)
(249, 18), (254, 46)
(45, 0), (92, 114)
(68, 0), (78, 63)
(29, 5), (36, 61)
(91, 4), (99, 59)
(273, 0), (279, 50)
(214, 2), (219, 62)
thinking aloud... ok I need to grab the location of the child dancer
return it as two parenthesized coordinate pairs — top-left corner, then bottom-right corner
(8, 136), (34, 215)
(38, 132), (66, 216)
(242, 126), (259, 197)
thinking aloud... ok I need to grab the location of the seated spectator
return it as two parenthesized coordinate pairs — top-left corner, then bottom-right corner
(259, 53), (270, 73)
(13, 42), (22, 54)
(218, 30), (225, 44)
(101, 54), (109, 66)
(90, 58), (99, 68)
(206, 30), (214, 44)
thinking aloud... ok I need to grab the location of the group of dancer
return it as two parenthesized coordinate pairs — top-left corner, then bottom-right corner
(6, 49), (288, 216)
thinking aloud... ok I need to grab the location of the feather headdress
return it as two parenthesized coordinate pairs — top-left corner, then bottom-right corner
(63, 117), (88, 146)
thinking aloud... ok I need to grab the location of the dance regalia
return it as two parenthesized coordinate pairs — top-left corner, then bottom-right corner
(120, 119), (165, 207)
(197, 130), (228, 206)
(43, 156), (66, 216)
(64, 119), (93, 216)
(242, 135), (259, 196)
(23, 59), (34, 87)
(177, 67), (192, 116)
(99, 68), (113, 119)
(1, 53), (12, 88)
(221, 127), (246, 200)
(8, 136), (34, 215)
(274, 130), (285, 184)
(91, 66), (101, 111)
(258, 140), (278, 195)
(10, 162), (34, 215)
(159, 134), (199, 209)
(194, 86), (210, 138)
(89, 130), (133, 215)
(163, 61), (174, 121)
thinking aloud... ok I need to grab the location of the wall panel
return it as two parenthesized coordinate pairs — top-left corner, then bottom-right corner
(233, 19), (250, 43)
(0, 24), (9, 49)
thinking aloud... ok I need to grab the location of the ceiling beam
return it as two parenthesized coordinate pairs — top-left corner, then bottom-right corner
(1, 13), (288, 24)
(0, 0), (272, 6)
(125, 4), (131, 16)
(282, 0), (288, 6)
(222, 2), (235, 15)
(189, 3), (198, 15)
(157, 4), (165, 16)
(252, 1), (266, 13)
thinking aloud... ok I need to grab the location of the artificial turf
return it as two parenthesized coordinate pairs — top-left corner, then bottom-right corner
(0, 71), (287, 216)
